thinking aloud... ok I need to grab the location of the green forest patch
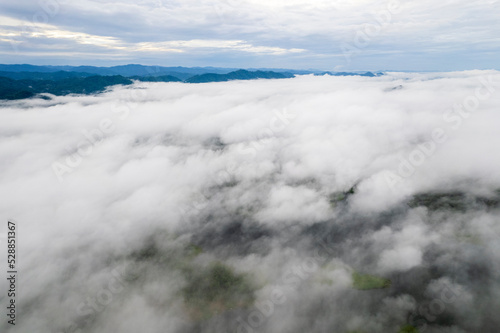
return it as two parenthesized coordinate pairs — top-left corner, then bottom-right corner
(352, 271), (391, 290)
(182, 262), (256, 320)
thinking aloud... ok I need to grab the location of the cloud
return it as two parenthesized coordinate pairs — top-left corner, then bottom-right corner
(0, 16), (305, 59)
(1, 0), (499, 68)
(1, 72), (500, 332)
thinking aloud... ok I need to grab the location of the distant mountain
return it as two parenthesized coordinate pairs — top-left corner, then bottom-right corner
(0, 64), (60, 73)
(0, 64), (384, 79)
(0, 64), (238, 78)
(248, 68), (317, 75)
(49, 66), (118, 75)
(159, 72), (197, 81)
(0, 65), (385, 100)
(332, 71), (378, 77)
(317, 71), (379, 77)
(186, 69), (294, 83)
(0, 71), (94, 80)
(34, 75), (133, 95)
(245, 68), (384, 76)
(0, 71), (291, 100)
(131, 75), (183, 82)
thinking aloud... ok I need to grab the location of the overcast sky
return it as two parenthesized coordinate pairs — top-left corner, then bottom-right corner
(0, 0), (499, 70)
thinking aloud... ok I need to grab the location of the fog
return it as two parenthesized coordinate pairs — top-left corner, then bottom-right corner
(1, 71), (500, 333)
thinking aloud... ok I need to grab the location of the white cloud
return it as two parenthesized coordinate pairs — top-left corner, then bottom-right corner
(0, 16), (305, 57)
(1, 72), (500, 332)
(1, 1), (499, 68)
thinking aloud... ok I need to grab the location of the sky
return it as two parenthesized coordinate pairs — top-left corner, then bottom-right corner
(1, 72), (500, 332)
(0, 0), (499, 71)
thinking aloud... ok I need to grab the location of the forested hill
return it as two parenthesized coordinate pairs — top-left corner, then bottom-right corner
(185, 69), (294, 83)
(0, 76), (133, 100)
(0, 66), (380, 100)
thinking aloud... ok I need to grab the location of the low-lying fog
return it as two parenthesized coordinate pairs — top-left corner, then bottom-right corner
(1, 71), (500, 333)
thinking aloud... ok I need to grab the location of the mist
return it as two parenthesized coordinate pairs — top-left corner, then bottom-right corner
(1, 71), (500, 333)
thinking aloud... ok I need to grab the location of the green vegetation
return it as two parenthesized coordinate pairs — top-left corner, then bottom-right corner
(408, 191), (500, 212)
(185, 69), (294, 83)
(185, 244), (203, 258)
(132, 241), (159, 261)
(352, 271), (391, 290)
(0, 70), (293, 100)
(0, 70), (93, 80)
(0, 75), (133, 100)
(129, 238), (254, 320)
(399, 325), (419, 333)
(408, 192), (468, 212)
(0, 77), (35, 100)
(0, 66), (385, 100)
(331, 71), (376, 77)
(455, 232), (482, 245)
(329, 185), (356, 207)
(131, 75), (182, 82)
(182, 262), (255, 320)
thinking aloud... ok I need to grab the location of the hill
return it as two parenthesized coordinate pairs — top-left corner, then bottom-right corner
(185, 69), (294, 83)
(0, 71), (95, 80)
(0, 65), (385, 100)
(0, 75), (133, 100)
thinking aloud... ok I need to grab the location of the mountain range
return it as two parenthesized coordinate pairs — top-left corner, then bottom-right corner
(0, 64), (381, 100)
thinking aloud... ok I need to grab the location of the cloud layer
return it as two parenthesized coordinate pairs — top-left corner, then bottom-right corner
(1, 72), (500, 332)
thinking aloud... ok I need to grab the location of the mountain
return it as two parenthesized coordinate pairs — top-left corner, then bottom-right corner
(0, 70), (295, 100)
(0, 71), (291, 100)
(0, 66), (385, 100)
(248, 68), (317, 75)
(0, 64), (384, 79)
(103, 65), (237, 77)
(332, 71), (378, 77)
(0, 71), (94, 80)
(0, 77), (36, 100)
(33, 75), (133, 95)
(0, 64), (60, 73)
(0, 75), (132, 100)
(48, 66), (118, 75)
(0, 64), (238, 78)
(130, 75), (183, 82)
(185, 69), (294, 83)
(316, 71), (379, 77)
